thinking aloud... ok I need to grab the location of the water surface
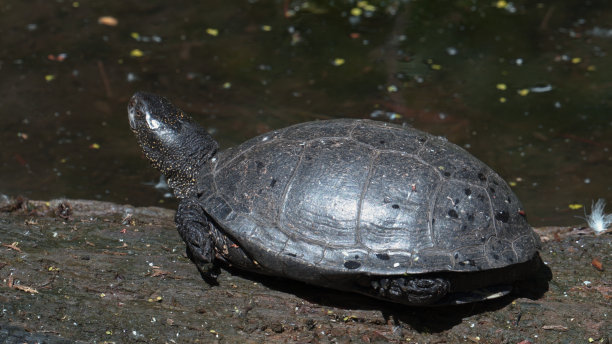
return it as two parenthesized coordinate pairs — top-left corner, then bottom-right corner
(1, 0), (610, 226)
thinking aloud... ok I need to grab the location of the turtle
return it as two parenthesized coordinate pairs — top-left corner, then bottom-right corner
(128, 92), (542, 306)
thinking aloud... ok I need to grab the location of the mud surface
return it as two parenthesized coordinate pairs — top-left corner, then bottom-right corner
(0, 198), (610, 343)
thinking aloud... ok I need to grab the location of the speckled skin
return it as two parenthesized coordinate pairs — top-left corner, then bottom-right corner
(128, 92), (541, 306)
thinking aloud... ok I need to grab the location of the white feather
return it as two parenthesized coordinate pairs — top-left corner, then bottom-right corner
(583, 199), (612, 235)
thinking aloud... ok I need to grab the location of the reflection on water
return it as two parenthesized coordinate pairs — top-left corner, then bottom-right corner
(0, 0), (610, 226)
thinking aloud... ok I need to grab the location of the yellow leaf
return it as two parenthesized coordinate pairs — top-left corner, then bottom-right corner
(130, 49), (143, 57)
(517, 89), (529, 96)
(332, 58), (345, 66)
(568, 204), (583, 210)
(351, 8), (362, 16)
(206, 28), (219, 36)
(387, 85), (398, 93)
(496, 83), (507, 90)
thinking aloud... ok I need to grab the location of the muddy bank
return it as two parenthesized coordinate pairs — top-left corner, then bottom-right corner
(0, 198), (609, 343)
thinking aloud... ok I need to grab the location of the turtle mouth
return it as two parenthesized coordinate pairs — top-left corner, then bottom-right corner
(127, 95), (140, 130)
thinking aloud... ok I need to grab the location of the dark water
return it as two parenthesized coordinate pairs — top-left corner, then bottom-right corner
(1, 0), (610, 226)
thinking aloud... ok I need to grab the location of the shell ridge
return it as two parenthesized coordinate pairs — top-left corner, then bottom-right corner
(277, 141), (307, 233)
(347, 120), (363, 139)
(428, 181), (446, 251)
(354, 150), (380, 246)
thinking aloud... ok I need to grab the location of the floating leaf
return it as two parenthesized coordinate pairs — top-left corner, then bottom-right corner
(332, 58), (345, 66)
(98, 16), (118, 26)
(517, 89), (529, 96)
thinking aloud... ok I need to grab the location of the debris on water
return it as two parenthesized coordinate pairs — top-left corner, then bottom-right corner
(530, 84), (553, 93)
(47, 53), (67, 62)
(154, 175), (169, 190)
(130, 49), (144, 58)
(130, 32), (162, 43)
(568, 203), (583, 210)
(427, 59), (442, 70)
(586, 26), (612, 38)
(369, 110), (401, 121)
(126, 72), (138, 82)
(206, 28), (219, 36)
(98, 16), (118, 26)
(580, 199), (612, 234)
(332, 58), (345, 66)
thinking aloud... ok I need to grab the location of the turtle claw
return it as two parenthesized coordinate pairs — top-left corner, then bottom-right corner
(197, 261), (221, 286)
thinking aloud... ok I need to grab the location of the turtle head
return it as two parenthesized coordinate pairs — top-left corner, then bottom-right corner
(128, 92), (218, 198)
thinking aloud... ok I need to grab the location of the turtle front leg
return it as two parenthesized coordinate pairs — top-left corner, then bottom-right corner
(175, 197), (220, 283)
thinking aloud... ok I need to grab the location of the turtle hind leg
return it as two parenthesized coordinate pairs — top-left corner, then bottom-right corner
(370, 276), (450, 306)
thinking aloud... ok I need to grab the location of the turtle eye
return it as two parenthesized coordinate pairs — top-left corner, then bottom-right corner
(145, 112), (161, 130)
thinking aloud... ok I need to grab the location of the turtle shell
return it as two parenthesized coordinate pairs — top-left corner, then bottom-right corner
(195, 119), (540, 282)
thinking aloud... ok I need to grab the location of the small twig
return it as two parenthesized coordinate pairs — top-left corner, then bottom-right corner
(97, 60), (113, 98)
(2, 242), (22, 252)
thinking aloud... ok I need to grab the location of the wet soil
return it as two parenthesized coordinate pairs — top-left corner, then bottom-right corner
(0, 198), (610, 343)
